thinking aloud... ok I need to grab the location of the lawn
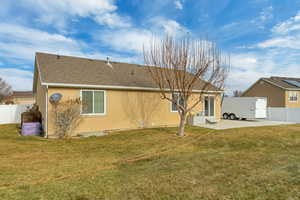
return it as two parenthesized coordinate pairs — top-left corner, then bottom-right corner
(0, 124), (300, 200)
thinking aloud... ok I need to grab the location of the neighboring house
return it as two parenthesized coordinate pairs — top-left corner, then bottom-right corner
(33, 52), (222, 138)
(242, 76), (300, 108)
(10, 91), (35, 104)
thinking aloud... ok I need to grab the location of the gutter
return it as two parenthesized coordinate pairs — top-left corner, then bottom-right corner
(45, 85), (48, 138)
(41, 82), (223, 93)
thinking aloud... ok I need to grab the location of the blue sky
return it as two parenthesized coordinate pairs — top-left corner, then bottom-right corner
(1, 0), (300, 93)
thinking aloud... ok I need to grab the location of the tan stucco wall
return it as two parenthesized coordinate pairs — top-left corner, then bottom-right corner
(46, 87), (221, 136)
(285, 91), (300, 108)
(35, 72), (47, 130)
(242, 80), (286, 107)
(12, 97), (35, 105)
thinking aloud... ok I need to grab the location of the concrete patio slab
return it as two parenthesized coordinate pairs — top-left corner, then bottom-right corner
(199, 120), (296, 130)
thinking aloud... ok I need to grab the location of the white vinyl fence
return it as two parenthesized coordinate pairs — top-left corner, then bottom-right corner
(0, 104), (31, 125)
(267, 107), (300, 123)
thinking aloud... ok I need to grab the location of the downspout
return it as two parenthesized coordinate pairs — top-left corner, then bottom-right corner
(45, 85), (48, 138)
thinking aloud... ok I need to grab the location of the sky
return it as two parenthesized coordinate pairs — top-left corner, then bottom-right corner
(0, 0), (300, 94)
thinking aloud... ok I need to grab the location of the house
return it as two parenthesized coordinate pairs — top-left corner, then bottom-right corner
(9, 91), (35, 104)
(33, 52), (222, 138)
(242, 76), (300, 108)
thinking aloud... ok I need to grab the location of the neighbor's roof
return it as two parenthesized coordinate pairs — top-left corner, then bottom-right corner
(262, 76), (300, 90)
(11, 91), (34, 98)
(34, 52), (221, 92)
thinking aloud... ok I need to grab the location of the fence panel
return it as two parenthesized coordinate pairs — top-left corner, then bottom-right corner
(267, 107), (300, 123)
(0, 104), (31, 125)
(286, 108), (300, 123)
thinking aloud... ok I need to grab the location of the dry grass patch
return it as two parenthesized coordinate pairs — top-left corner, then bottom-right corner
(0, 124), (299, 199)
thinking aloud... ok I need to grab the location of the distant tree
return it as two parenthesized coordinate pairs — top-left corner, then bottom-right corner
(0, 78), (12, 103)
(233, 90), (243, 97)
(143, 35), (229, 136)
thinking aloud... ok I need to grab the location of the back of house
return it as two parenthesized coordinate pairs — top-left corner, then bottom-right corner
(33, 52), (222, 138)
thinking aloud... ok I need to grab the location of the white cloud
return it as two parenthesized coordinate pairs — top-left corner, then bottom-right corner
(174, 0), (183, 10)
(96, 28), (153, 53)
(221, 22), (240, 30)
(17, 0), (130, 29)
(272, 11), (300, 34)
(257, 11), (300, 49)
(0, 22), (143, 90)
(226, 69), (264, 95)
(95, 18), (190, 54)
(94, 13), (131, 28)
(0, 22), (138, 63)
(228, 10), (300, 94)
(0, 23), (83, 60)
(151, 17), (188, 36)
(257, 36), (300, 49)
(230, 54), (258, 70)
(0, 68), (33, 91)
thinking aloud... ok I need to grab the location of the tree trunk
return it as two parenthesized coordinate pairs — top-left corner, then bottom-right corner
(178, 112), (187, 136)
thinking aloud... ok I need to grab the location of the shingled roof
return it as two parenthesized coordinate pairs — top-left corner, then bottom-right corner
(34, 52), (220, 92)
(262, 76), (300, 90)
(11, 91), (34, 98)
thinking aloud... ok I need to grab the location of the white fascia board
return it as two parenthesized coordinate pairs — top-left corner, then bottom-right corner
(41, 82), (223, 93)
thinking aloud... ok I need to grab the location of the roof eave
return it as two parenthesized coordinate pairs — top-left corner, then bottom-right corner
(42, 82), (223, 93)
(262, 78), (300, 91)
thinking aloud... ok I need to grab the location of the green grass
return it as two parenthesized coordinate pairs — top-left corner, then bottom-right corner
(0, 124), (300, 200)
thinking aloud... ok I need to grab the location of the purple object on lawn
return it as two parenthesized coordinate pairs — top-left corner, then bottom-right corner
(21, 122), (42, 136)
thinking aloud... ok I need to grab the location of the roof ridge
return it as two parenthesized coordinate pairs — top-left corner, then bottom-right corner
(35, 52), (145, 67)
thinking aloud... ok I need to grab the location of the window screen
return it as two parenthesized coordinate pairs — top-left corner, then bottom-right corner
(94, 91), (104, 113)
(81, 90), (105, 114)
(82, 91), (93, 114)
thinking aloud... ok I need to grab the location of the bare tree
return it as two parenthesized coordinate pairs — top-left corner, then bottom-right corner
(143, 35), (229, 136)
(0, 78), (12, 103)
(233, 90), (243, 97)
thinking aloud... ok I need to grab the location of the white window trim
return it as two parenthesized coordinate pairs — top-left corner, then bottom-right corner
(288, 91), (298, 102)
(80, 89), (107, 116)
(204, 95), (215, 117)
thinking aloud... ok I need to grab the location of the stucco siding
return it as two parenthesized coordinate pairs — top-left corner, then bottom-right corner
(46, 88), (221, 136)
(35, 72), (47, 131)
(242, 80), (285, 107)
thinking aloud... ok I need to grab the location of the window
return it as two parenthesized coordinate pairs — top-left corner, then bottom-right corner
(289, 91), (298, 102)
(204, 96), (215, 117)
(171, 93), (185, 112)
(81, 90), (105, 115)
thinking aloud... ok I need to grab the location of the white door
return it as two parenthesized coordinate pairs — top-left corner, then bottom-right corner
(204, 96), (215, 117)
(255, 99), (267, 118)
